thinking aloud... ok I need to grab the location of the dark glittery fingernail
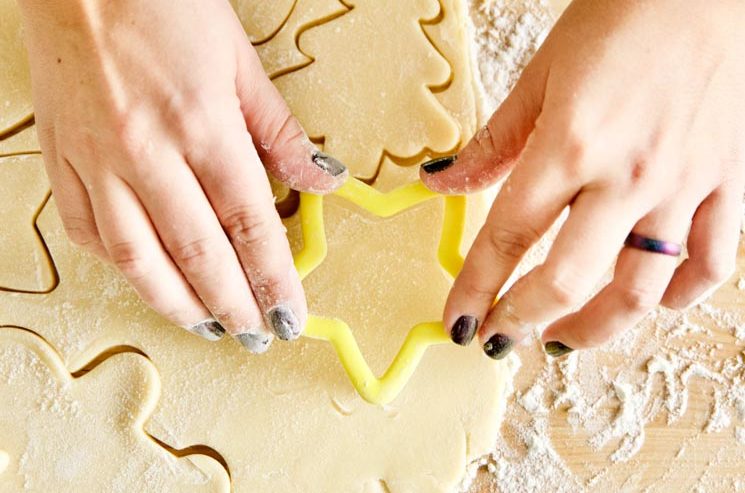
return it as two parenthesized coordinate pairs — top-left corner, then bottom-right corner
(188, 319), (225, 341)
(451, 315), (478, 346)
(483, 333), (513, 360)
(236, 332), (273, 354)
(421, 155), (457, 174)
(544, 341), (573, 358)
(268, 306), (300, 341)
(312, 151), (347, 177)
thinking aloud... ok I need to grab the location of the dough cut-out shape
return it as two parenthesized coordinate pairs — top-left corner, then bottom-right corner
(0, 154), (57, 293)
(425, 0), (481, 139)
(0, 326), (230, 492)
(293, 177), (467, 404)
(0, 193), (507, 492)
(254, 0), (347, 78)
(273, 0), (460, 180)
(231, 0), (296, 43)
(0, 0), (33, 138)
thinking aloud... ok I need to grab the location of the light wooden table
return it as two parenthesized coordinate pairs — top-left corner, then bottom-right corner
(468, 238), (745, 493)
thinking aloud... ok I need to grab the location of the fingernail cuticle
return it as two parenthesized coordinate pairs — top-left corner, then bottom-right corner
(545, 341), (573, 358)
(483, 333), (513, 360)
(421, 155), (457, 174)
(236, 332), (273, 354)
(451, 315), (478, 346)
(188, 319), (226, 342)
(269, 306), (300, 341)
(312, 151), (347, 177)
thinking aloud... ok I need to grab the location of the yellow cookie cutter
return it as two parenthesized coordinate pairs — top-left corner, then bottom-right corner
(292, 177), (467, 405)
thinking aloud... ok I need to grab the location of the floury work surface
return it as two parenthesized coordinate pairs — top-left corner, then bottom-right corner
(465, 1), (745, 491)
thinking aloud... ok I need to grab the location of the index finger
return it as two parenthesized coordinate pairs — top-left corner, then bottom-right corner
(443, 142), (581, 346)
(189, 119), (308, 342)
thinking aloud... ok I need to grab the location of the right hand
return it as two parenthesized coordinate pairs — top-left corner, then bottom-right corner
(17, 0), (348, 352)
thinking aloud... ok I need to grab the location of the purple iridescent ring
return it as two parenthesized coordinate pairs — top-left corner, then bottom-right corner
(624, 232), (682, 257)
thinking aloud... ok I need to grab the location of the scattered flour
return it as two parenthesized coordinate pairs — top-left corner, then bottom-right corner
(463, 2), (745, 490)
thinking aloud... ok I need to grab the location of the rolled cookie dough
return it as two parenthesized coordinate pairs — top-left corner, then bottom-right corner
(0, 0), (33, 138)
(230, 0), (296, 43)
(0, 189), (509, 492)
(274, 0), (460, 180)
(0, 0), (511, 490)
(0, 326), (230, 492)
(0, 154), (55, 293)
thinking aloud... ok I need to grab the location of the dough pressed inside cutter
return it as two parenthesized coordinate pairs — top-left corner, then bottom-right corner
(293, 176), (466, 404)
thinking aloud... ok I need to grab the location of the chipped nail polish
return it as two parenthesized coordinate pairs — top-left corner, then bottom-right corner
(483, 333), (513, 360)
(268, 306), (300, 341)
(312, 151), (347, 177)
(451, 315), (478, 346)
(187, 319), (226, 342)
(544, 341), (573, 358)
(421, 155), (456, 174)
(236, 332), (273, 354)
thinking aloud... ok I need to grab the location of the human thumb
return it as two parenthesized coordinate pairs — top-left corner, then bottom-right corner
(236, 44), (348, 194)
(419, 67), (545, 194)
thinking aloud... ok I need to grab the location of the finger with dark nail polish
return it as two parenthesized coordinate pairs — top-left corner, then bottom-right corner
(236, 331), (273, 354)
(421, 155), (457, 174)
(483, 333), (513, 360)
(544, 341), (573, 358)
(187, 319), (226, 341)
(312, 151), (347, 177)
(451, 315), (478, 346)
(268, 305), (301, 341)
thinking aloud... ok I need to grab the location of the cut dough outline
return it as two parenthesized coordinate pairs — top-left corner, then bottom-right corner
(0, 163), (59, 294)
(0, 324), (233, 483)
(245, 0), (300, 45)
(264, 0), (349, 80)
(0, 113), (34, 143)
(278, 0), (462, 180)
(294, 176), (468, 404)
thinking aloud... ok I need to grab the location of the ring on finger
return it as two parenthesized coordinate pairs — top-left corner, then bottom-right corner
(624, 232), (682, 257)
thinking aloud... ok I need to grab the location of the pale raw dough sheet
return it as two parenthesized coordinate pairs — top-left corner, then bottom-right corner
(0, 1), (511, 491)
(0, 0), (32, 138)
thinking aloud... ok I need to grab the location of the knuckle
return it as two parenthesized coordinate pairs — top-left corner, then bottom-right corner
(112, 114), (151, 164)
(473, 124), (499, 157)
(486, 226), (539, 262)
(617, 283), (662, 313)
(542, 270), (585, 308)
(62, 217), (99, 248)
(460, 278), (498, 302)
(170, 236), (221, 274)
(544, 115), (594, 179)
(264, 113), (305, 156)
(697, 256), (734, 285)
(556, 118), (592, 164)
(108, 241), (151, 281)
(222, 206), (274, 249)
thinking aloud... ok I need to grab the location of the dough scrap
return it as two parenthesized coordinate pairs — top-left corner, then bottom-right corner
(0, 0), (33, 138)
(274, 0), (460, 180)
(0, 154), (56, 293)
(231, 0), (296, 43)
(0, 326), (230, 493)
(0, 193), (508, 492)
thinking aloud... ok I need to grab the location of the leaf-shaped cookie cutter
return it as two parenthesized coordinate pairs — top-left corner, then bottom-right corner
(293, 176), (467, 405)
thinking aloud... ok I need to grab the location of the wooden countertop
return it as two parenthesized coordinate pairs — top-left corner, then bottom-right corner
(467, 232), (745, 493)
